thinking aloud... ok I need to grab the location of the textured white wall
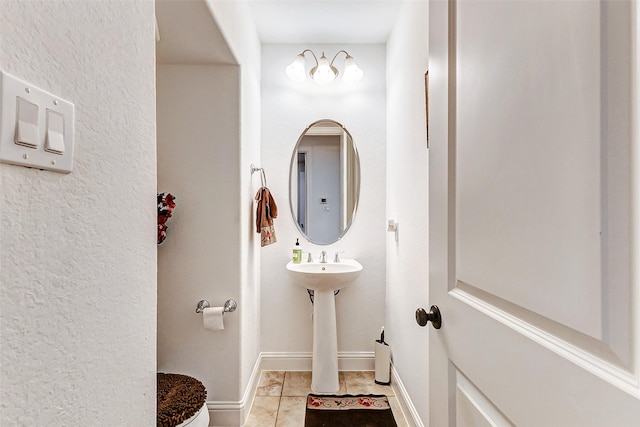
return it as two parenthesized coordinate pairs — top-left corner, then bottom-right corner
(157, 65), (242, 401)
(204, 0), (264, 401)
(0, 1), (157, 425)
(156, 2), (262, 414)
(386, 1), (430, 423)
(261, 44), (387, 355)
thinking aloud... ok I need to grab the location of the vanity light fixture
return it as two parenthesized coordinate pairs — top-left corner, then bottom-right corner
(285, 49), (364, 84)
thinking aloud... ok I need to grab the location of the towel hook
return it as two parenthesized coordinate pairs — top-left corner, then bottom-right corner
(260, 169), (267, 187)
(250, 163), (267, 188)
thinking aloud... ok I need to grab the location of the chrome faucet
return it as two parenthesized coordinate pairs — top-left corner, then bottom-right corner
(319, 250), (328, 263)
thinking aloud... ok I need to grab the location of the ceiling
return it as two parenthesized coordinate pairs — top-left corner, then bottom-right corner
(156, 0), (236, 64)
(247, 0), (403, 44)
(156, 0), (402, 64)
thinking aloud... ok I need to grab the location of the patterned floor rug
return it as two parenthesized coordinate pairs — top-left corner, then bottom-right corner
(304, 394), (397, 427)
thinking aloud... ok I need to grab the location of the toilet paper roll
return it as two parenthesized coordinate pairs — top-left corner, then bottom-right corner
(203, 307), (225, 331)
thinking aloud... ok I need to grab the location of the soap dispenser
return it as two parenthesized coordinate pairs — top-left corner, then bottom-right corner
(292, 238), (302, 263)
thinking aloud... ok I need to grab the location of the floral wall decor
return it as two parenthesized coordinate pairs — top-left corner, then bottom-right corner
(157, 193), (176, 244)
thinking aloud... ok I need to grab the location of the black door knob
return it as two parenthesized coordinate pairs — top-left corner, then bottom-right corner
(416, 305), (442, 329)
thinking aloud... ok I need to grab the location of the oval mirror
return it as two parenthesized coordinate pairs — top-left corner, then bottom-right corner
(289, 119), (360, 245)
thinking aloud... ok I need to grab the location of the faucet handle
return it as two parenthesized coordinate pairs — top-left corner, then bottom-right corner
(334, 251), (346, 262)
(307, 252), (313, 262)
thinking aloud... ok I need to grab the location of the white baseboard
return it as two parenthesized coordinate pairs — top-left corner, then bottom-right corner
(206, 402), (243, 427)
(390, 365), (424, 427)
(260, 351), (375, 371)
(206, 353), (262, 427)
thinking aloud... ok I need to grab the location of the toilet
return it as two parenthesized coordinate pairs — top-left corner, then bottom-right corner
(157, 373), (209, 427)
(175, 403), (209, 427)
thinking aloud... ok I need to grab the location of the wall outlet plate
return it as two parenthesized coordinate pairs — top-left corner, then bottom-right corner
(0, 70), (74, 173)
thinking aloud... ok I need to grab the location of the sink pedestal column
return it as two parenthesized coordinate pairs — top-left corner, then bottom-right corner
(311, 289), (339, 393)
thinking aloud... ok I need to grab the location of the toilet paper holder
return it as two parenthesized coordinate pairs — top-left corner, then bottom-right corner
(195, 299), (238, 314)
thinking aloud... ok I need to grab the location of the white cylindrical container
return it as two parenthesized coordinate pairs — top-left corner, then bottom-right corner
(374, 340), (391, 385)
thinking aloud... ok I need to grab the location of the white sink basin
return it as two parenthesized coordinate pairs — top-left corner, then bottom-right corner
(286, 259), (363, 291)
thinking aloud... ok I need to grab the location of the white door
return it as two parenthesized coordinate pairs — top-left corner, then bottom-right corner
(428, 0), (640, 425)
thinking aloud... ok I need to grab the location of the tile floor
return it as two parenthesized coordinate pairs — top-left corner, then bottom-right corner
(244, 371), (408, 426)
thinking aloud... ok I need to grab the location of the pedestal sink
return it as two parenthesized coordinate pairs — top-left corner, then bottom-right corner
(286, 259), (363, 393)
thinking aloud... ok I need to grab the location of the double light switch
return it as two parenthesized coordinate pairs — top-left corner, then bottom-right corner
(0, 70), (74, 173)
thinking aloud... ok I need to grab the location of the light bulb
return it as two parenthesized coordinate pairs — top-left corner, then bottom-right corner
(311, 52), (337, 85)
(342, 55), (363, 84)
(286, 54), (307, 82)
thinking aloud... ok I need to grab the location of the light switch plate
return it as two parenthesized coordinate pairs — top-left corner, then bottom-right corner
(0, 70), (74, 173)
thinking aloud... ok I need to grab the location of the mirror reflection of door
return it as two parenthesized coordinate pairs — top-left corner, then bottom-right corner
(296, 152), (307, 234)
(298, 134), (341, 243)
